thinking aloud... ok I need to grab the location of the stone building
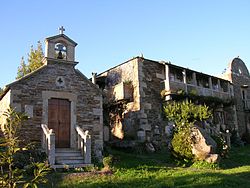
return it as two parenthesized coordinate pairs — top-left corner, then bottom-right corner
(96, 56), (238, 145)
(221, 57), (250, 137)
(0, 29), (103, 167)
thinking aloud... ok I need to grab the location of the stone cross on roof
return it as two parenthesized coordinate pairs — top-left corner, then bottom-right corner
(59, 26), (65, 34)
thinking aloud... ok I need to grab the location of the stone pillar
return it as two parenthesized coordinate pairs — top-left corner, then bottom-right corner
(84, 134), (91, 164)
(192, 72), (197, 85)
(230, 84), (234, 97)
(48, 132), (55, 165)
(165, 64), (170, 91)
(217, 79), (221, 92)
(232, 105), (239, 131)
(209, 77), (212, 89)
(183, 69), (187, 92)
(227, 82), (230, 93)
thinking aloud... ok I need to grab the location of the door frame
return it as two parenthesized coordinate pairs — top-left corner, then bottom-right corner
(42, 91), (77, 148)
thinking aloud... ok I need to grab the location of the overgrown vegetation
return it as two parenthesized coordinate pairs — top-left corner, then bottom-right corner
(0, 108), (50, 188)
(163, 100), (212, 162)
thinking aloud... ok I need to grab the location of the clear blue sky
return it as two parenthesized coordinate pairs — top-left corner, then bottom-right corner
(1, 0), (250, 88)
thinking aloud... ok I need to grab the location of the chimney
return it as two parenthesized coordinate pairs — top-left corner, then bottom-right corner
(92, 72), (97, 84)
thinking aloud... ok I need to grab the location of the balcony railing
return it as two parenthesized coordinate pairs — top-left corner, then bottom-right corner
(165, 80), (231, 100)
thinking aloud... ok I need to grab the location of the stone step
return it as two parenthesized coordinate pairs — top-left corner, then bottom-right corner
(56, 159), (85, 165)
(51, 163), (93, 169)
(56, 156), (83, 160)
(55, 152), (82, 157)
(54, 148), (84, 165)
(55, 148), (81, 153)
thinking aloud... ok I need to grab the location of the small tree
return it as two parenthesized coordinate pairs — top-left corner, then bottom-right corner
(164, 100), (212, 161)
(16, 41), (44, 79)
(0, 108), (50, 188)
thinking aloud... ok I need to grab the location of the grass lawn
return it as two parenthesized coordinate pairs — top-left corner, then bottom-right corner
(43, 145), (250, 188)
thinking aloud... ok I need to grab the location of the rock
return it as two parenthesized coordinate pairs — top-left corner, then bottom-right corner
(205, 154), (220, 163)
(191, 126), (219, 163)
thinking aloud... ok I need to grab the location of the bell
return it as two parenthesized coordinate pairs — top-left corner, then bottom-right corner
(57, 50), (63, 59)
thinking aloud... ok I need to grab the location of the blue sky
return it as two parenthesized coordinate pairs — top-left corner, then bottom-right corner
(1, 0), (250, 88)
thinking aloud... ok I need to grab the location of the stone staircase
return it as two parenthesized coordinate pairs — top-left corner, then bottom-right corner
(53, 148), (92, 169)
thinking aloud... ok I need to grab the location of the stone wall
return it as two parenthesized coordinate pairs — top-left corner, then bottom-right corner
(138, 58), (166, 142)
(100, 58), (141, 111)
(4, 59), (103, 156)
(98, 58), (141, 141)
(222, 57), (250, 136)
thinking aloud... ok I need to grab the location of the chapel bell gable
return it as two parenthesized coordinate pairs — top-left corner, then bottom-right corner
(45, 26), (77, 62)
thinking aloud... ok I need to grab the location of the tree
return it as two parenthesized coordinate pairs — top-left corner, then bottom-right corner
(16, 41), (44, 79)
(27, 41), (44, 71)
(16, 57), (29, 79)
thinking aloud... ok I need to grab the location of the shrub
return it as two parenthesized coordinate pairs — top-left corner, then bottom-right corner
(211, 134), (228, 157)
(0, 108), (50, 188)
(171, 127), (194, 161)
(14, 149), (47, 169)
(164, 100), (211, 131)
(103, 155), (114, 169)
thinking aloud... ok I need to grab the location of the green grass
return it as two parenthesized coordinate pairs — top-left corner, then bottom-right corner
(43, 145), (250, 188)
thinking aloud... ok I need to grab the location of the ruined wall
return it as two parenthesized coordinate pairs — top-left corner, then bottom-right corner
(6, 60), (103, 154)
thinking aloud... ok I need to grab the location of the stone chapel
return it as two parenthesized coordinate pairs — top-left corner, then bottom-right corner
(0, 28), (103, 167)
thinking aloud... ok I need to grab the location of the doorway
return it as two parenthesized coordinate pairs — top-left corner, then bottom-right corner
(48, 98), (71, 148)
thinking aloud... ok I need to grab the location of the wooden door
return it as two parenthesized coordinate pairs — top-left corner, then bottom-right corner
(48, 98), (71, 148)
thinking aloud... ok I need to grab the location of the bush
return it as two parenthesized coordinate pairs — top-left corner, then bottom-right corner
(14, 149), (47, 169)
(211, 134), (228, 157)
(103, 155), (114, 169)
(0, 108), (50, 188)
(171, 127), (194, 162)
